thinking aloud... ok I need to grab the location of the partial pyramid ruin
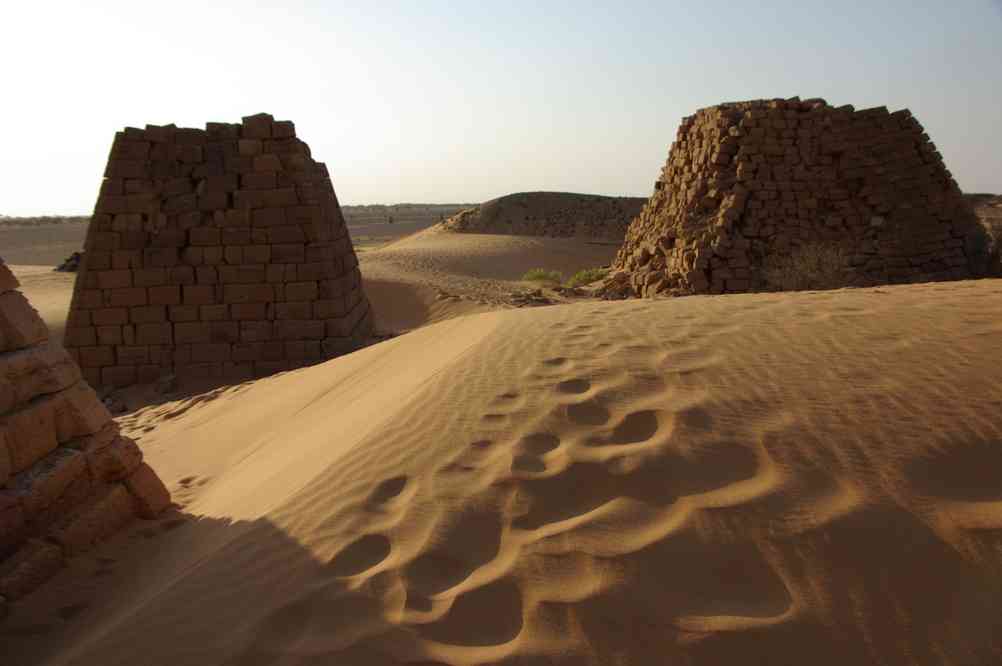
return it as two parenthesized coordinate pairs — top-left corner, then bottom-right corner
(63, 114), (374, 388)
(610, 98), (992, 297)
(1, 260), (170, 613)
(441, 192), (645, 240)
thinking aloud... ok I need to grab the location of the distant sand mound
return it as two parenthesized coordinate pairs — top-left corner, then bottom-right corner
(441, 192), (644, 240)
(8, 278), (1002, 664)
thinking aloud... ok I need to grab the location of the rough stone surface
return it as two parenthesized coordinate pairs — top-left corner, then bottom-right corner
(0, 539), (63, 601)
(609, 98), (993, 297)
(124, 463), (171, 518)
(0, 259), (171, 607)
(63, 113), (374, 387)
(442, 191), (644, 240)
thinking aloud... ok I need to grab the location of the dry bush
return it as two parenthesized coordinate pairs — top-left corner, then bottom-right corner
(566, 267), (609, 288)
(522, 268), (563, 283)
(982, 219), (1002, 276)
(763, 243), (847, 291)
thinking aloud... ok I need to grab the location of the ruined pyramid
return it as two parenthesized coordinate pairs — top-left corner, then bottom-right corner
(1, 259), (170, 613)
(610, 98), (991, 297)
(63, 114), (374, 388)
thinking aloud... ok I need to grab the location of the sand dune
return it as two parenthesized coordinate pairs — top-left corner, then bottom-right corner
(360, 227), (619, 310)
(6, 277), (1002, 665)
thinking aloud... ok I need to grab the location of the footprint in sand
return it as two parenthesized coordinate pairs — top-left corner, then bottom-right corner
(585, 409), (661, 447)
(556, 378), (591, 394)
(511, 432), (562, 475)
(566, 398), (611, 426)
(369, 475), (410, 505)
(905, 439), (1002, 503)
(417, 578), (524, 647)
(328, 534), (392, 577)
(404, 502), (505, 598)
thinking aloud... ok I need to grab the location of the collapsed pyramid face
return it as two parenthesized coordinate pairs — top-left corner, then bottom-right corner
(614, 98), (991, 296)
(0, 260), (170, 609)
(63, 114), (374, 388)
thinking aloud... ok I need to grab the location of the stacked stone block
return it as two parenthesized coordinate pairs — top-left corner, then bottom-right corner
(64, 113), (374, 388)
(0, 260), (170, 614)
(612, 98), (991, 296)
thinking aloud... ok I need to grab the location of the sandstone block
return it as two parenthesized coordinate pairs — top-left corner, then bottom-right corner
(183, 285), (215, 306)
(196, 266), (218, 284)
(191, 343), (231, 363)
(117, 346), (150, 365)
(0, 292), (48, 353)
(0, 490), (25, 553)
(12, 447), (88, 519)
(135, 323), (172, 346)
(272, 244), (306, 263)
(244, 245), (271, 264)
(2, 397), (59, 474)
(148, 285), (181, 306)
(275, 302), (312, 320)
(272, 120), (295, 138)
(109, 287), (148, 308)
(238, 139), (262, 156)
(48, 484), (137, 555)
(275, 320), (324, 341)
(253, 155), (283, 172)
(208, 321), (239, 343)
(241, 172), (277, 190)
(63, 326), (97, 348)
(82, 431), (142, 484)
(0, 538), (63, 601)
(174, 322), (210, 344)
(200, 304), (229, 321)
(0, 342), (81, 414)
(124, 463), (171, 518)
(231, 303), (267, 320)
(130, 305), (168, 324)
(240, 321), (273, 342)
(241, 113), (274, 139)
(251, 207), (286, 227)
(53, 383), (112, 441)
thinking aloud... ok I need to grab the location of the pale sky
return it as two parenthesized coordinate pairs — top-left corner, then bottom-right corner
(1, 1), (1000, 215)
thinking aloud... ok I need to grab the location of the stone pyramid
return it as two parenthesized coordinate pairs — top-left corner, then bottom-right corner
(1, 260), (170, 613)
(610, 98), (991, 297)
(63, 114), (374, 388)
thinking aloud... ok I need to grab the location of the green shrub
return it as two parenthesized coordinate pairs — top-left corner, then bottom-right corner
(763, 243), (847, 291)
(566, 267), (609, 288)
(522, 268), (563, 283)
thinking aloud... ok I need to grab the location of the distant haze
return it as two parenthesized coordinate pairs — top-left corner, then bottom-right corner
(1, 1), (1000, 215)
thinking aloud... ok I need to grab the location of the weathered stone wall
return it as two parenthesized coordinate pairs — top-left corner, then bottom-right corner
(442, 192), (644, 240)
(611, 98), (991, 296)
(63, 114), (374, 388)
(0, 260), (170, 615)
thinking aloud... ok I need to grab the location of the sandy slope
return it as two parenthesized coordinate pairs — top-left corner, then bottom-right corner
(360, 226), (619, 308)
(8, 265), (76, 343)
(5, 278), (1002, 665)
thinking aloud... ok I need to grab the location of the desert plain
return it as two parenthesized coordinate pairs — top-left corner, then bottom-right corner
(1, 187), (1002, 665)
